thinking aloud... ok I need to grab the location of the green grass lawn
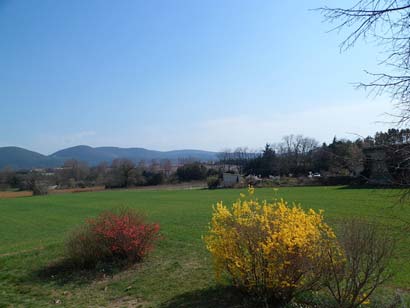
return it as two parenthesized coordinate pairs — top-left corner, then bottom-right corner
(0, 186), (409, 307)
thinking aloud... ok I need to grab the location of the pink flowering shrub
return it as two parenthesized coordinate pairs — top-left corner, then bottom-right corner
(66, 208), (160, 267)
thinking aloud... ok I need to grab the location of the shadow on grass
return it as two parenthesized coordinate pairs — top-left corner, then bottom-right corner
(337, 184), (403, 190)
(29, 257), (132, 286)
(160, 286), (263, 308)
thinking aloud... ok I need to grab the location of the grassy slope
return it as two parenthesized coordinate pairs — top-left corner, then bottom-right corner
(0, 187), (409, 307)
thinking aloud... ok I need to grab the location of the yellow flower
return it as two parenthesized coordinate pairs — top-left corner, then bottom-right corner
(248, 185), (255, 196)
(203, 188), (340, 299)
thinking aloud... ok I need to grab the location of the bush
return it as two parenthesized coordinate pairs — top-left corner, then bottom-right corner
(65, 224), (108, 267)
(143, 171), (164, 186)
(323, 219), (394, 308)
(206, 168), (220, 177)
(204, 187), (339, 305)
(32, 182), (49, 195)
(66, 208), (160, 268)
(318, 176), (362, 186)
(176, 163), (207, 182)
(207, 176), (220, 189)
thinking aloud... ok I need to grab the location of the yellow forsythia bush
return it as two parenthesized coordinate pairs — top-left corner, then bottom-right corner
(204, 187), (340, 305)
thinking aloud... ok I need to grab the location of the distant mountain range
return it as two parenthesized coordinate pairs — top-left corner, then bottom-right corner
(0, 145), (219, 170)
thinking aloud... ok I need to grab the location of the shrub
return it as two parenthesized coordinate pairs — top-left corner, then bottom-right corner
(318, 176), (362, 186)
(176, 162), (207, 181)
(207, 176), (220, 189)
(323, 219), (394, 308)
(206, 168), (220, 177)
(66, 224), (108, 267)
(32, 182), (49, 195)
(66, 208), (160, 268)
(143, 171), (164, 186)
(204, 187), (339, 305)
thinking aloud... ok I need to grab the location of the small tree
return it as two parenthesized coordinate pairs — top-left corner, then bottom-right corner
(0, 166), (16, 189)
(25, 172), (49, 195)
(106, 159), (143, 188)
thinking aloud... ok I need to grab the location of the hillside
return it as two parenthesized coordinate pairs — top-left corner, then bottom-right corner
(0, 147), (62, 170)
(0, 145), (218, 170)
(51, 146), (218, 166)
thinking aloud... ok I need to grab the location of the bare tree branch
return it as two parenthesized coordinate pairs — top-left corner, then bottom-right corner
(319, 1), (410, 125)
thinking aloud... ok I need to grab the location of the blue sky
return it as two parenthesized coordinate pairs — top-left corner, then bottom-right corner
(0, 0), (393, 154)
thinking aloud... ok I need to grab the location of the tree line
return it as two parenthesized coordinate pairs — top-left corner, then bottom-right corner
(220, 129), (410, 184)
(2, 128), (410, 194)
(0, 158), (220, 194)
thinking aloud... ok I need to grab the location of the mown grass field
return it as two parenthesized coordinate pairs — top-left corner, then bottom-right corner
(0, 186), (409, 307)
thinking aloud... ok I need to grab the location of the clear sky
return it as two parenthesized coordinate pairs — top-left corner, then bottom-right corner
(0, 0), (394, 154)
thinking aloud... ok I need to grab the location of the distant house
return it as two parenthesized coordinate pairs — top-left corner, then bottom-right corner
(222, 173), (242, 187)
(245, 174), (262, 185)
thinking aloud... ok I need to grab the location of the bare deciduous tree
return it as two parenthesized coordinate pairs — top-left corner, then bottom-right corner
(111, 159), (137, 188)
(275, 135), (319, 174)
(319, 1), (410, 124)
